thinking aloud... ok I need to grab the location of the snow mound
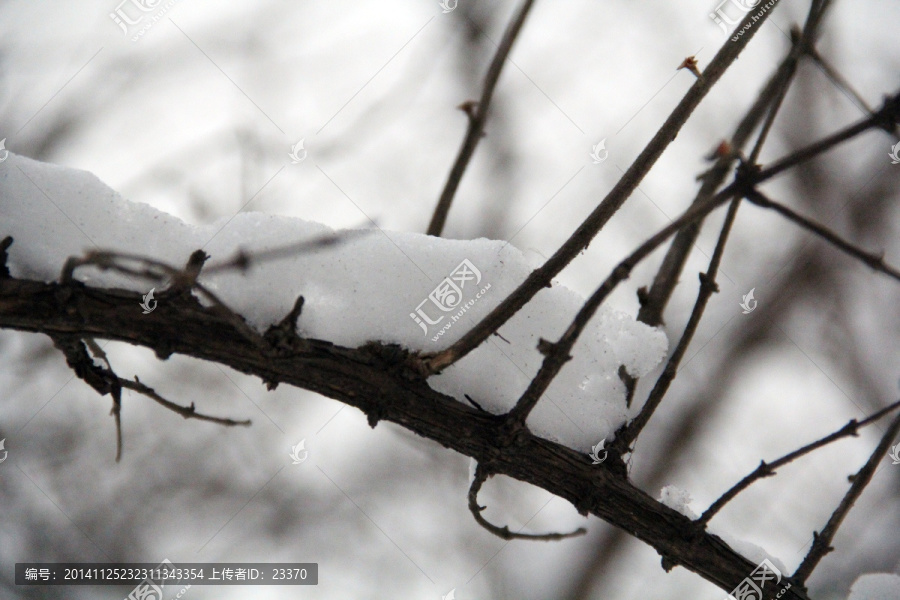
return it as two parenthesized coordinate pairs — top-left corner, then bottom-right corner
(0, 153), (667, 450)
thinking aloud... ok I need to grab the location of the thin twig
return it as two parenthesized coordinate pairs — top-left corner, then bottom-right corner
(468, 463), (586, 541)
(422, 4), (780, 373)
(617, 198), (742, 450)
(64, 249), (268, 350)
(503, 186), (740, 429)
(700, 399), (900, 525)
(637, 4), (831, 327)
(793, 409), (900, 582)
(202, 229), (373, 274)
(50, 334), (124, 461)
(805, 44), (874, 116)
(750, 90), (900, 185)
(120, 377), (252, 427)
(746, 190), (900, 282)
(427, 0), (537, 237)
(619, 24), (810, 448)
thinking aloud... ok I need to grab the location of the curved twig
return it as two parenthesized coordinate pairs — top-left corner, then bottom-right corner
(468, 463), (586, 541)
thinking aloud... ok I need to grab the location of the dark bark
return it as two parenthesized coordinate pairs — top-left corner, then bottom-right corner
(0, 272), (811, 599)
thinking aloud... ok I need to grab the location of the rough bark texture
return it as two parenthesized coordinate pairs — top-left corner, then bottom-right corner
(0, 271), (812, 599)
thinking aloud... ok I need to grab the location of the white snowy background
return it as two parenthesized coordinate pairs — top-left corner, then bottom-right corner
(0, 1), (899, 599)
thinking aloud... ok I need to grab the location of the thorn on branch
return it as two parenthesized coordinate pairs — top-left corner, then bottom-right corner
(457, 100), (479, 123)
(661, 555), (678, 572)
(636, 285), (649, 307)
(264, 295), (307, 356)
(172, 249), (209, 291)
(874, 90), (900, 133)
(536, 338), (555, 357)
(677, 56), (702, 80)
(493, 331), (511, 344)
(698, 271), (720, 294)
(618, 365), (637, 409)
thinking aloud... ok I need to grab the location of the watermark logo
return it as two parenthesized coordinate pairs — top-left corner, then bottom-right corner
(713, 0), (782, 42)
(724, 558), (789, 600)
(439, 0), (457, 13)
(889, 141), (900, 164)
(0, 138), (8, 163)
(442, 589), (456, 600)
(410, 259), (491, 341)
(740, 288), (757, 314)
(110, 0), (184, 41)
(0, 439), (7, 464)
(125, 558), (174, 600)
(889, 444), (900, 465)
(290, 440), (308, 464)
(140, 288), (157, 314)
(289, 139), (307, 163)
(590, 139), (608, 163)
(709, 0), (760, 35)
(588, 439), (607, 464)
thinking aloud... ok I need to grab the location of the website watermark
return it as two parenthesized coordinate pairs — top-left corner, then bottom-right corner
(740, 288), (757, 314)
(590, 139), (608, 163)
(889, 141), (900, 164)
(588, 439), (607, 464)
(289, 440), (308, 465)
(289, 139), (307, 163)
(889, 443), (900, 465)
(124, 558), (191, 600)
(109, 0), (187, 42)
(140, 288), (157, 314)
(709, 0), (781, 41)
(409, 259), (491, 342)
(724, 558), (790, 600)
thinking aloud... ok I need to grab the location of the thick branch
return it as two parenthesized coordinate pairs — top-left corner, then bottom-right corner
(0, 274), (810, 599)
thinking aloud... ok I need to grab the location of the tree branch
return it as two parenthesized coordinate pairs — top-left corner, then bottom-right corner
(422, 3), (779, 373)
(468, 463), (586, 541)
(617, 198), (742, 450)
(745, 190), (900, 282)
(0, 271), (811, 599)
(700, 399), (900, 526)
(793, 410), (900, 583)
(426, 0), (537, 237)
(502, 185), (740, 431)
(637, 3), (832, 327)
